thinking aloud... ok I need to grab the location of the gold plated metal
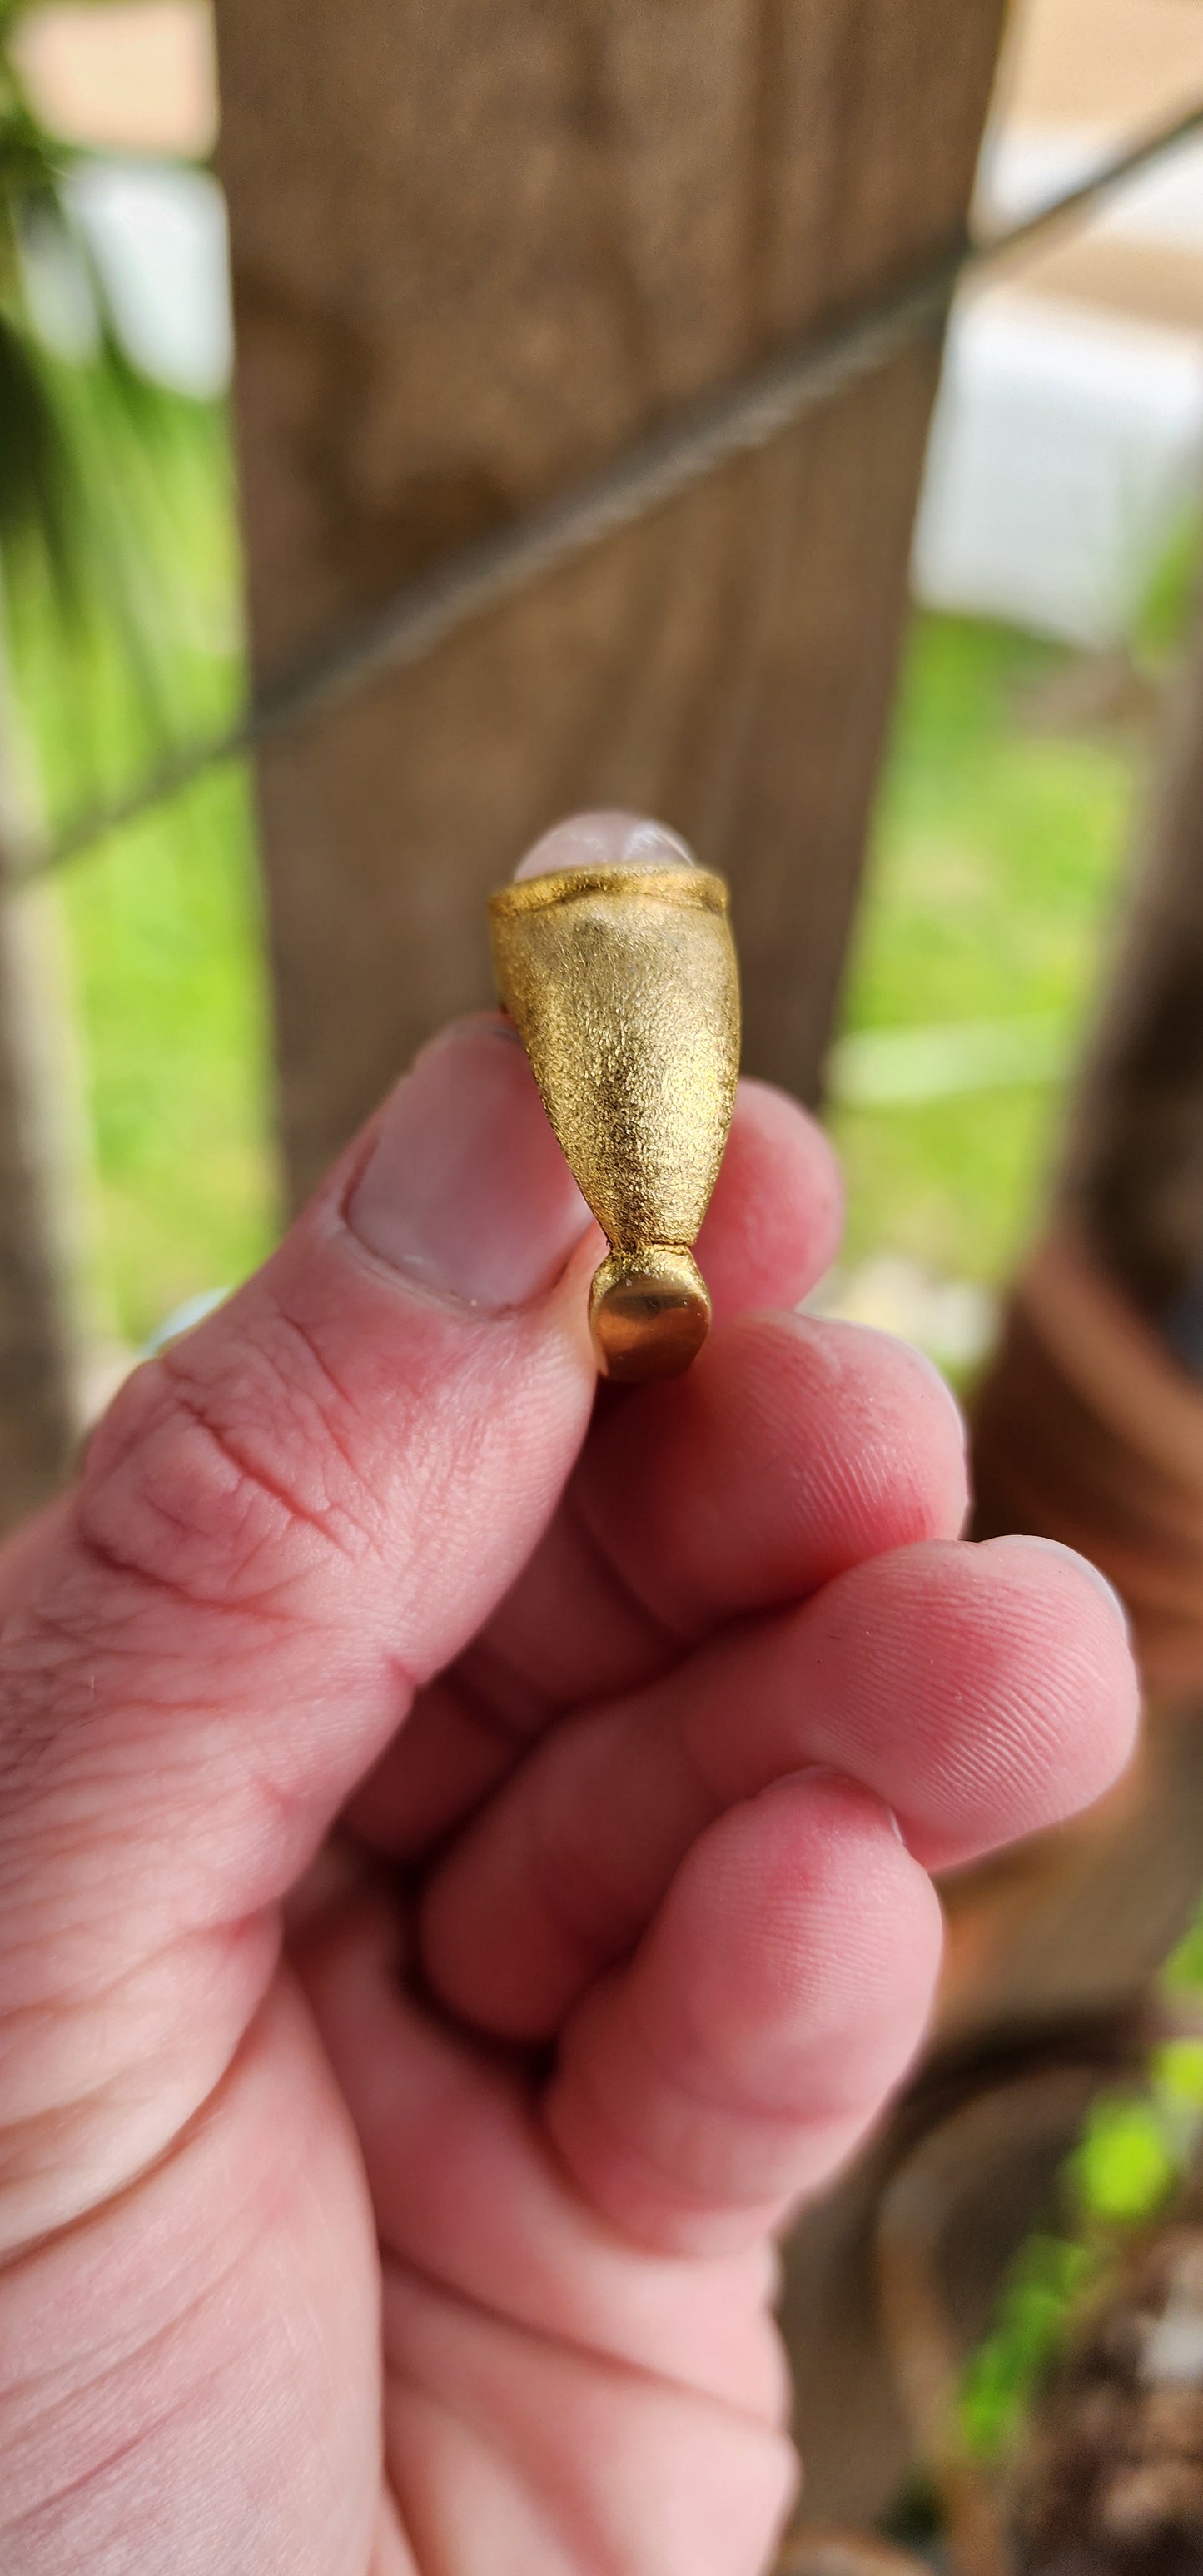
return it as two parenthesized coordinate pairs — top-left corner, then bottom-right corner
(488, 863), (740, 1380)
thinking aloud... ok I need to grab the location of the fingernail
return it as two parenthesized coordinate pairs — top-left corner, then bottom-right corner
(984, 1533), (1131, 1637)
(514, 808), (696, 880)
(348, 1016), (591, 1309)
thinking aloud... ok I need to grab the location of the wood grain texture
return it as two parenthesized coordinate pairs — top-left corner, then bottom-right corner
(0, 883), (79, 1527)
(215, 0), (1009, 2520)
(1063, 604), (1203, 1340)
(215, 0), (1007, 1201)
(0, 630), (81, 1529)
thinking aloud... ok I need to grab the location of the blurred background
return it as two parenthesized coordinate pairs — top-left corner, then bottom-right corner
(1, 0), (1200, 1381)
(6, 0), (1203, 2564)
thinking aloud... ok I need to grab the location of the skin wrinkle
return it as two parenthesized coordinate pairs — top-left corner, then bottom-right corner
(415, 1380), (564, 1597)
(579, 1312), (967, 1644)
(597, 1838), (932, 2137)
(379, 2275), (797, 2574)
(385, 1377), (590, 1685)
(523, 1777), (639, 1973)
(449, 1640), (564, 1750)
(0, 1023), (1139, 2570)
(244, 1300), (375, 1455)
(1, 2206), (261, 2471)
(165, 1321), (391, 1559)
(554, 1967), (919, 2242)
(0, 1911), (262, 2057)
(95, 1257), (569, 1642)
(71, 1508), (306, 1635)
(531, 1698), (716, 1954)
(459, 1480), (674, 1728)
(549, 2029), (811, 2241)
(0, 1981), (277, 2283)
(754, 1343), (954, 1566)
(419, 1602), (946, 2039)
(691, 1549), (1131, 1857)
(0, 1740), (314, 2006)
(564, 1467), (699, 1663)
(0, 1730), (294, 1935)
(5, 2399), (200, 2546)
(379, 2245), (788, 2437)
(804, 1562), (1116, 1833)
(0, 1638), (334, 1931)
(1, 1576), (294, 1734)
(354, 1293), (971, 1887)
(102, 1377), (363, 1584)
(619, 1994), (882, 2142)
(7, 2122), (370, 2565)
(363, 1467), (683, 1857)
(312, 1917), (789, 2420)
(0, 1459), (420, 1957)
(1, 2233), (358, 2576)
(0, 1927), (270, 2122)
(380, 2364), (604, 2576)
(0, 1962), (280, 2260)
(415, 1522), (1133, 2054)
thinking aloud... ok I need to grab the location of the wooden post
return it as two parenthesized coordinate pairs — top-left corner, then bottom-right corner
(214, 0), (1007, 1202)
(215, 0), (1012, 2525)
(1061, 604), (1203, 1346)
(0, 645), (81, 1528)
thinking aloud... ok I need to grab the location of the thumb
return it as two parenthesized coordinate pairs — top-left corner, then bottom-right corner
(0, 1012), (595, 2247)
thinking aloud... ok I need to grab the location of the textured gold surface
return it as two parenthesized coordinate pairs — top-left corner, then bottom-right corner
(488, 863), (740, 1377)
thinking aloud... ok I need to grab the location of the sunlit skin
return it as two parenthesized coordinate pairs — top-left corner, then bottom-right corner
(0, 1020), (1136, 2574)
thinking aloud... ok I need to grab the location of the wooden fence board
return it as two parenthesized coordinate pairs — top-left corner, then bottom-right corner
(0, 605), (82, 1528)
(215, 0), (1013, 2522)
(215, 0), (1007, 1201)
(0, 835), (79, 1529)
(1064, 606), (1203, 1335)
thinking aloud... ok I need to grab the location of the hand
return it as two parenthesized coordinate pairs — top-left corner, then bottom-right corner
(0, 1013), (1136, 2574)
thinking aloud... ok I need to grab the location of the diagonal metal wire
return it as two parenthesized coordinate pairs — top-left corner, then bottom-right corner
(8, 92), (1203, 888)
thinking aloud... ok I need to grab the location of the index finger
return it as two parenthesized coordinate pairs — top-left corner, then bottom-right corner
(348, 1090), (965, 1860)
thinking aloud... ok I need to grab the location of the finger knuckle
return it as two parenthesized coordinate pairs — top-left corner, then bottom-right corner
(78, 1305), (383, 1616)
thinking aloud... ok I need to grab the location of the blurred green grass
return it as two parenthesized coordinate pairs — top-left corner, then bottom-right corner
(9, 396), (276, 1347)
(57, 762), (274, 1345)
(8, 400), (1158, 1347)
(833, 614), (1143, 1286)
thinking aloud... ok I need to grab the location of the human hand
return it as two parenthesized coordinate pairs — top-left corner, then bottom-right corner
(0, 975), (1136, 2571)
